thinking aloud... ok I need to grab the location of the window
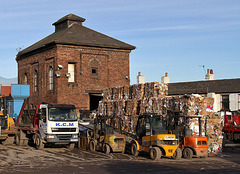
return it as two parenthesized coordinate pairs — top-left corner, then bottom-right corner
(222, 95), (229, 111)
(34, 69), (38, 92)
(91, 67), (98, 76)
(23, 73), (28, 84)
(49, 66), (53, 90)
(197, 141), (207, 145)
(68, 63), (75, 83)
(238, 94), (240, 110)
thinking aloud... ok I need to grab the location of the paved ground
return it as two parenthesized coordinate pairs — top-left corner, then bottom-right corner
(0, 144), (240, 174)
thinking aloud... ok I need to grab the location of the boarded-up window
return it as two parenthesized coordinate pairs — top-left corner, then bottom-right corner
(68, 63), (75, 83)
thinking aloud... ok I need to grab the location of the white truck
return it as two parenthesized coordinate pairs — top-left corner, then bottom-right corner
(15, 102), (79, 149)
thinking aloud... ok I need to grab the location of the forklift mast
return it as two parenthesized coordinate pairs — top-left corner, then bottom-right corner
(167, 110), (203, 139)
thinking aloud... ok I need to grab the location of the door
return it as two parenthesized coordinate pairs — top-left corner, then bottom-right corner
(39, 105), (47, 133)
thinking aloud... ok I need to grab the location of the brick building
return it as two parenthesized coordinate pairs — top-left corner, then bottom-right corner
(16, 14), (135, 115)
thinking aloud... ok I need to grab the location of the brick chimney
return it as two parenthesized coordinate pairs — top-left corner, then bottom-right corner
(52, 14), (86, 32)
(205, 69), (215, 80)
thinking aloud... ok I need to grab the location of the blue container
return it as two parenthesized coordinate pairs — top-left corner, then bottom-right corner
(11, 84), (30, 99)
(10, 84), (30, 120)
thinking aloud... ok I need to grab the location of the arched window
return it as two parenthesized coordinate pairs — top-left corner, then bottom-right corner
(49, 66), (53, 90)
(34, 69), (38, 92)
(24, 73), (28, 84)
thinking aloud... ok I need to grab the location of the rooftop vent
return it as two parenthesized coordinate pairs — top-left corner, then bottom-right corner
(52, 14), (86, 32)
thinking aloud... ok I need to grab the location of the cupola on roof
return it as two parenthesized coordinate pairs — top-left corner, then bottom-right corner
(53, 14), (86, 32)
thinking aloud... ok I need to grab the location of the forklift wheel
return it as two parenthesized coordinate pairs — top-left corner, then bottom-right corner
(131, 143), (139, 156)
(89, 140), (95, 152)
(172, 148), (182, 160)
(183, 148), (193, 159)
(150, 147), (162, 160)
(104, 144), (110, 154)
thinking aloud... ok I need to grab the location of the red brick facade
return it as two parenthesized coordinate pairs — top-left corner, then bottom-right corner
(17, 44), (131, 112)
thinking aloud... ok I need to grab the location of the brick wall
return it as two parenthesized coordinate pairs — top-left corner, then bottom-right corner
(17, 44), (131, 112)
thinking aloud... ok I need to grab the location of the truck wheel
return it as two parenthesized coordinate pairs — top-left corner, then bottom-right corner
(89, 140), (95, 152)
(67, 143), (75, 150)
(150, 147), (162, 160)
(104, 144), (111, 154)
(131, 143), (139, 156)
(15, 134), (22, 146)
(183, 148), (193, 159)
(172, 148), (182, 160)
(35, 134), (44, 150)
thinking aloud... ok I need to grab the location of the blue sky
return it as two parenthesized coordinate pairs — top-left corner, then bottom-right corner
(0, 0), (240, 84)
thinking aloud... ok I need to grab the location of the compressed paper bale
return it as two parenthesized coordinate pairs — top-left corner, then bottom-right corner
(123, 86), (130, 100)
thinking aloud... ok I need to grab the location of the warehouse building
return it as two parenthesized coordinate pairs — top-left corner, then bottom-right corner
(16, 14), (135, 115)
(167, 70), (240, 113)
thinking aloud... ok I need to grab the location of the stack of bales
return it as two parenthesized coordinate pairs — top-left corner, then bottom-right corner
(97, 82), (223, 154)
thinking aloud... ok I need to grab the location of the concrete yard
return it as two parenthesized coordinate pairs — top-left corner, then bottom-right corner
(0, 145), (240, 174)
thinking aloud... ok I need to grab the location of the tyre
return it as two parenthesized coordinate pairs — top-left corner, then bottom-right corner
(15, 134), (21, 146)
(89, 140), (95, 152)
(104, 144), (111, 154)
(150, 147), (162, 160)
(183, 148), (193, 159)
(131, 143), (139, 156)
(67, 143), (75, 150)
(35, 134), (44, 150)
(172, 147), (182, 160)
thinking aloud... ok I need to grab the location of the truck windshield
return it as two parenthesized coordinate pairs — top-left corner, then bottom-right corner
(48, 108), (77, 121)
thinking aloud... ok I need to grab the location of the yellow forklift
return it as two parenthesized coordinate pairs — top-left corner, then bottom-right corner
(125, 113), (181, 160)
(0, 96), (15, 144)
(79, 116), (126, 154)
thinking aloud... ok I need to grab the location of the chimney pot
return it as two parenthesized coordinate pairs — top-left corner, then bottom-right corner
(137, 72), (145, 84)
(161, 72), (170, 84)
(205, 69), (215, 80)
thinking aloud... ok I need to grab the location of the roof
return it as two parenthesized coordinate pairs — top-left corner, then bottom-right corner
(1, 86), (11, 96)
(16, 14), (136, 60)
(168, 78), (240, 95)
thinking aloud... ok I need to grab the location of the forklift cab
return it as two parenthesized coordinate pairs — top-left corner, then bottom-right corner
(136, 114), (168, 144)
(90, 116), (126, 154)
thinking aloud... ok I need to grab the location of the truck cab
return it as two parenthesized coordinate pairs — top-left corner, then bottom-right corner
(35, 103), (79, 148)
(16, 102), (79, 149)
